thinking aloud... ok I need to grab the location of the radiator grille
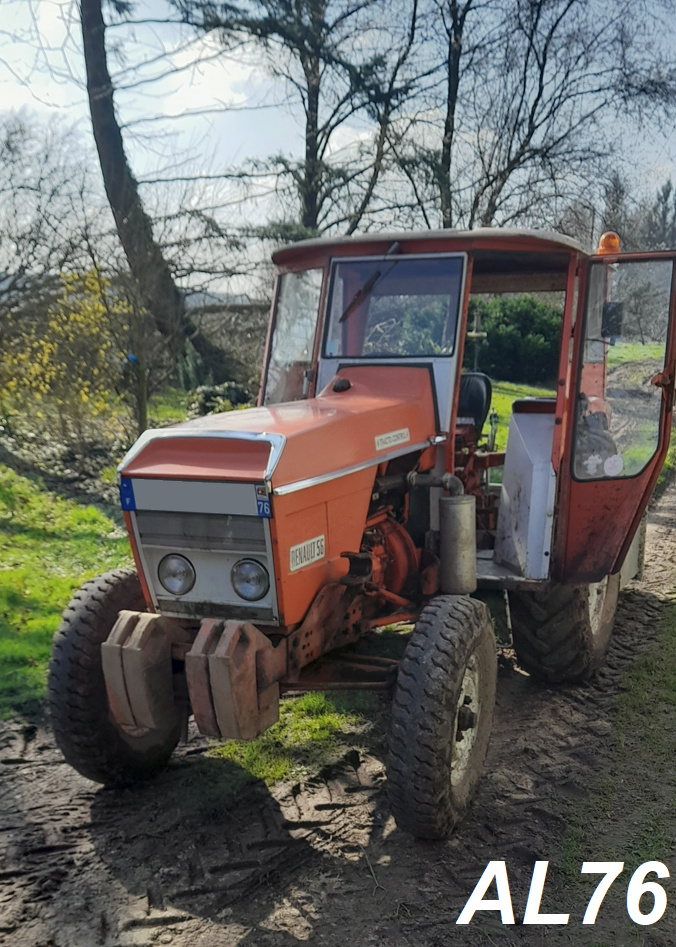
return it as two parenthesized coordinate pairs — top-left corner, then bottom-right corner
(135, 511), (266, 553)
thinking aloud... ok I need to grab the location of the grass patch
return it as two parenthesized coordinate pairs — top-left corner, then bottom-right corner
(207, 691), (376, 785)
(0, 465), (131, 716)
(607, 341), (663, 368)
(560, 778), (618, 879)
(613, 605), (676, 761)
(490, 380), (555, 452)
(147, 387), (189, 426)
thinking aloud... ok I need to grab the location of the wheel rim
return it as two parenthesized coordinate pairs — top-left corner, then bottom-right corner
(451, 652), (481, 787)
(588, 576), (609, 638)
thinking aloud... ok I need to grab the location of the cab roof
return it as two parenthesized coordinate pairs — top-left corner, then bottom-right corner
(272, 227), (588, 266)
(272, 228), (588, 294)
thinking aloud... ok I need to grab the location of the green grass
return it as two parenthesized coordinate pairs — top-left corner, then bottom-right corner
(207, 690), (375, 784)
(658, 431), (676, 488)
(147, 387), (189, 425)
(490, 380), (556, 451)
(0, 465), (131, 716)
(607, 341), (663, 369)
(614, 606), (676, 746)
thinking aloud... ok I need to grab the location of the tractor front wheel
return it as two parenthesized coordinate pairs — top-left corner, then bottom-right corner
(387, 595), (497, 839)
(509, 574), (620, 684)
(48, 569), (182, 785)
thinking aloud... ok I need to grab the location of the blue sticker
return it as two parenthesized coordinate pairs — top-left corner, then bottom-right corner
(119, 477), (136, 512)
(256, 496), (272, 518)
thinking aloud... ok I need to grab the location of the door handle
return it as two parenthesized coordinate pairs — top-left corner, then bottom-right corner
(650, 371), (671, 388)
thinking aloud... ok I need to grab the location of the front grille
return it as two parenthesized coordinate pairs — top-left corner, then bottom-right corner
(135, 510), (266, 553)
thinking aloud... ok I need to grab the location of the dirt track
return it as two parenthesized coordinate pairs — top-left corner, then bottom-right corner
(3, 487), (676, 946)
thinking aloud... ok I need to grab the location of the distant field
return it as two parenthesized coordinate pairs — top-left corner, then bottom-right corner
(607, 341), (663, 368)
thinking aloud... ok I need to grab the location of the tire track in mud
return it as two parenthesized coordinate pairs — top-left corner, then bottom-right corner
(2, 485), (676, 946)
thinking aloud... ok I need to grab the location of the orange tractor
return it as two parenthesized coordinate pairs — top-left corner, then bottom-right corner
(49, 229), (676, 838)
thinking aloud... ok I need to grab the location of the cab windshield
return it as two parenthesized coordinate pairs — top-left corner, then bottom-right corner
(324, 255), (464, 359)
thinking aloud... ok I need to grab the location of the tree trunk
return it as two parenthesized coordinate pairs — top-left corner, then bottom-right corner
(80, 0), (238, 382)
(439, 2), (465, 229)
(135, 362), (148, 437)
(301, 53), (322, 233)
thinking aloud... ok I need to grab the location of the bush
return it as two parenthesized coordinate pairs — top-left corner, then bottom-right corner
(0, 270), (123, 426)
(187, 381), (254, 418)
(466, 295), (561, 386)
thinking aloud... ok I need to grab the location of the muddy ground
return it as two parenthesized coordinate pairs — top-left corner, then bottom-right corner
(3, 487), (676, 947)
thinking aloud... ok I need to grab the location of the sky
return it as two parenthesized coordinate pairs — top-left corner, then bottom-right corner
(0, 0), (308, 179)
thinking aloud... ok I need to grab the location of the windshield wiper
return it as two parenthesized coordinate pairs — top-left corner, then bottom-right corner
(339, 270), (382, 323)
(337, 242), (401, 324)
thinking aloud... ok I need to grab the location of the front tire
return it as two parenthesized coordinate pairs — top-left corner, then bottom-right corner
(387, 595), (497, 840)
(509, 574), (620, 684)
(48, 569), (181, 785)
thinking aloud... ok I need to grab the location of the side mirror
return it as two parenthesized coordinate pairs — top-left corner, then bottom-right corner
(602, 301), (623, 339)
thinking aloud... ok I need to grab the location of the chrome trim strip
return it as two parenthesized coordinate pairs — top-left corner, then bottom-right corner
(117, 429), (286, 483)
(272, 437), (445, 496)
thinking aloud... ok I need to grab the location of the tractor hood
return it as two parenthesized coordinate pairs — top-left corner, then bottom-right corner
(118, 365), (440, 494)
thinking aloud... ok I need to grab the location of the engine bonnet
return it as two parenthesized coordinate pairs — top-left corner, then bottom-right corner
(118, 365), (440, 493)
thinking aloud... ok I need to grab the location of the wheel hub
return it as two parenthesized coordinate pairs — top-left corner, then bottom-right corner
(456, 700), (477, 734)
(451, 653), (482, 786)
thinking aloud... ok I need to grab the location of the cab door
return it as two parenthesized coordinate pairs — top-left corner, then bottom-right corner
(555, 251), (676, 583)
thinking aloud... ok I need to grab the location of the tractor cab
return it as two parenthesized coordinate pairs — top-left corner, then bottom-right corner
(263, 229), (676, 590)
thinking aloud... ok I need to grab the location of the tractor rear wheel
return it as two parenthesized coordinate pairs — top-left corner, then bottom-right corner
(509, 574), (620, 684)
(48, 569), (182, 785)
(387, 595), (497, 839)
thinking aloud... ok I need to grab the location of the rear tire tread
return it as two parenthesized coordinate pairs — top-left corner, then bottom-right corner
(510, 575), (620, 684)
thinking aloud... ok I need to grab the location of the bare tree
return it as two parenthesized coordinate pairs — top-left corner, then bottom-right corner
(395, 0), (676, 229)
(645, 179), (676, 250)
(0, 114), (98, 315)
(168, 0), (422, 236)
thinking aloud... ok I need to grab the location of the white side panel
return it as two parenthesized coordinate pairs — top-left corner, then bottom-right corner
(494, 413), (556, 580)
(132, 479), (259, 516)
(620, 516), (646, 587)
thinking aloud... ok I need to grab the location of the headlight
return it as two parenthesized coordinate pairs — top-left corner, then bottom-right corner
(158, 554), (196, 595)
(231, 559), (270, 602)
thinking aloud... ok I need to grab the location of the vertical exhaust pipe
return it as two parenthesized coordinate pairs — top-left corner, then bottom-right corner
(439, 494), (477, 594)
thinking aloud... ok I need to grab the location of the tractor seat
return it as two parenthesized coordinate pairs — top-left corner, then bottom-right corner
(458, 372), (492, 436)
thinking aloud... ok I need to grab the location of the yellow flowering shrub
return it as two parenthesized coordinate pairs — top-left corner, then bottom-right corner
(0, 270), (128, 440)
